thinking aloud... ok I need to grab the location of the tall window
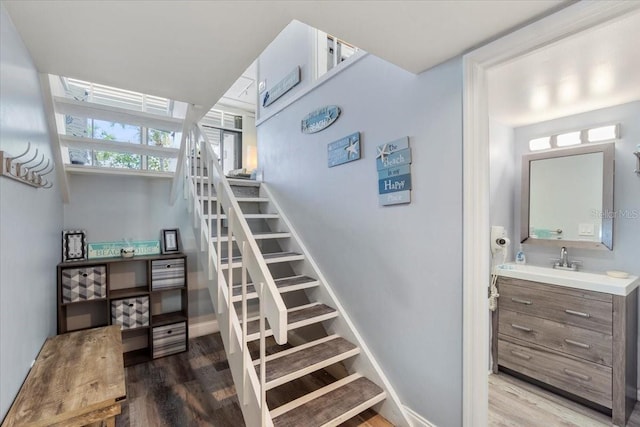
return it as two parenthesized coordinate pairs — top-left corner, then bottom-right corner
(200, 108), (243, 174)
(316, 31), (359, 80)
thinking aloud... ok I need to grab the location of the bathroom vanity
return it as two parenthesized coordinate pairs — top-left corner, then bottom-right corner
(493, 264), (639, 426)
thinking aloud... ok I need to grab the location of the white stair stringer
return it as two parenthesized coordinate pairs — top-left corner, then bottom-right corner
(184, 171), (274, 427)
(259, 183), (413, 427)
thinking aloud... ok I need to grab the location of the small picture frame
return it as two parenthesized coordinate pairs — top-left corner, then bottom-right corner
(161, 229), (181, 254)
(62, 230), (87, 262)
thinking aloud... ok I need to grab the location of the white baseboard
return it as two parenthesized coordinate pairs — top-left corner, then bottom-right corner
(405, 406), (436, 427)
(189, 319), (219, 338)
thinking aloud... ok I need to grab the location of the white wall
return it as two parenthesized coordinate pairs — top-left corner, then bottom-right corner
(490, 120), (515, 255)
(63, 175), (215, 325)
(514, 101), (640, 275)
(257, 26), (463, 426)
(0, 5), (63, 418)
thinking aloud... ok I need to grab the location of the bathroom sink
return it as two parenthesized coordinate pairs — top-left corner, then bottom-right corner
(496, 263), (639, 296)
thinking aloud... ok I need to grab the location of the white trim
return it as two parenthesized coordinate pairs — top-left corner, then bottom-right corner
(65, 164), (173, 178)
(255, 51), (368, 127)
(40, 74), (70, 203)
(189, 319), (219, 338)
(54, 96), (184, 131)
(60, 134), (180, 157)
(461, 2), (640, 426)
(405, 406), (436, 427)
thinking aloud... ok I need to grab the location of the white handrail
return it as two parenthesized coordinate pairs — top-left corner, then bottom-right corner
(183, 125), (285, 427)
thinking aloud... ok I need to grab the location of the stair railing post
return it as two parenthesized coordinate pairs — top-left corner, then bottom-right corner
(216, 181), (224, 313)
(196, 142), (209, 252)
(227, 206), (235, 354)
(207, 155), (214, 280)
(259, 281), (267, 427)
(241, 240), (249, 405)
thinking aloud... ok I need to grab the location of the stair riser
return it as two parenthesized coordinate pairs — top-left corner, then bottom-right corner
(195, 184), (259, 198)
(245, 312), (339, 342)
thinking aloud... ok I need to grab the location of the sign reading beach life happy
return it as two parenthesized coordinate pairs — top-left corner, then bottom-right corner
(376, 137), (412, 206)
(328, 132), (360, 167)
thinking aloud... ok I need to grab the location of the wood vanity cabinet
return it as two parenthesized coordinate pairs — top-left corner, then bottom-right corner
(493, 276), (638, 426)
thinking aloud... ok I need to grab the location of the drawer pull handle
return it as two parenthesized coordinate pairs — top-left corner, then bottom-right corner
(82, 273), (88, 278)
(510, 350), (531, 360)
(511, 298), (532, 305)
(563, 368), (591, 381)
(511, 324), (533, 332)
(128, 303), (134, 307)
(167, 330), (172, 334)
(166, 265), (171, 268)
(564, 339), (591, 349)
(565, 309), (590, 318)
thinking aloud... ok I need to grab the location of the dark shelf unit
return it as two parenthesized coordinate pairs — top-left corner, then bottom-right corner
(57, 253), (189, 366)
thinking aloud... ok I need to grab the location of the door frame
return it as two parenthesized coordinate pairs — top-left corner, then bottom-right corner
(461, 2), (640, 425)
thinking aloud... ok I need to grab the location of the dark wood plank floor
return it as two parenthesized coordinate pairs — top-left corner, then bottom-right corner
(115, 333), (391, 427)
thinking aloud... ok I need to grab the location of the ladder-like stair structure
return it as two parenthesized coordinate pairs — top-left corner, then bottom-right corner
(182, 127), (407, 426)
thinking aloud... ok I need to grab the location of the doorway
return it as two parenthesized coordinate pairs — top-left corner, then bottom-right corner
(462, 2), (640, 425)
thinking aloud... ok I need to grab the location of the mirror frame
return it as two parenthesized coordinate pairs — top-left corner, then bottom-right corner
(521, 142), (615, 250)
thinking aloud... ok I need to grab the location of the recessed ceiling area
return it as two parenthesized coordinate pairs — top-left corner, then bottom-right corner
(3, 1), (567, 111)
(488, 11), (640, 127)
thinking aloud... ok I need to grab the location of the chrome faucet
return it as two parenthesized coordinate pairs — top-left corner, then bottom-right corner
(560, 247), (569, 267)
(553, 246), (580, 271)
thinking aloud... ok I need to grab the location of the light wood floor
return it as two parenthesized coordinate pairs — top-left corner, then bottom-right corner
(490, 373), (640, 426)
(115, 333), (391, 427)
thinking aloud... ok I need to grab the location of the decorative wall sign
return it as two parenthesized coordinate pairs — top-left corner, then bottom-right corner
(262, 66), (301, 107)
(328, 132), (360, 167)
(62, 230), (87, 262)
(301, 105), (341, 134)
(161, 229), (181, 254)
(376, 137), (412, 206)
(88, 240), (160, 259)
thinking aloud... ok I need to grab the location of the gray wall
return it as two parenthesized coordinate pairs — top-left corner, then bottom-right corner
(513, 101), (640, 276)
(63, 174), (214, 324)
(257, 27), (463, 426)
(0, 5), (63, 418)
(490, 120), (515, 258)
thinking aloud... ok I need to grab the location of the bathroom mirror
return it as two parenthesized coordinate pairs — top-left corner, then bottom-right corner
(521, 142), (614, 250)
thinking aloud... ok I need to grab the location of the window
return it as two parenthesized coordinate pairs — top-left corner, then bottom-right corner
(60, 77), (182, 174)
(316, 31), (359, 79)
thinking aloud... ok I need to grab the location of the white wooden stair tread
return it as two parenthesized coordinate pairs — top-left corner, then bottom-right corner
(198, 196), (270, 203)
(220, 252), (304, 268)
(213, 231), (291, 243)
(231, 275), (318, 302)
(271, 376), (386, 427)
(205, 213), (280, 220)
(258, 336), (359, 390)
(245, 303), (337, 341)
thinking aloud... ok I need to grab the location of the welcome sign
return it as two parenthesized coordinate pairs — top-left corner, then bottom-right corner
(376, 137), (412, 206)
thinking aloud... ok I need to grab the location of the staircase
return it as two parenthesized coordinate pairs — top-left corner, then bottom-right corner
(181, 125), (409, 426)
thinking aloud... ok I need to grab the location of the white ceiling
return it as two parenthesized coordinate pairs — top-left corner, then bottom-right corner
(4, 0), (566, 111)
(488, 11), (640, 127)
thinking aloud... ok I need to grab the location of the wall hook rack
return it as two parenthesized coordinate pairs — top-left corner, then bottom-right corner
(1, 142), (55, 189)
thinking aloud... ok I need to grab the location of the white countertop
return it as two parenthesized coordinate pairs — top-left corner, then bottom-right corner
(495, 263), (639, 296)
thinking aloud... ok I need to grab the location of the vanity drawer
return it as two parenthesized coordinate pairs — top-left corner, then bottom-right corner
(498, 338), (612, 408)
(499, 280), (612, 334)
(499, 310), (612, 366)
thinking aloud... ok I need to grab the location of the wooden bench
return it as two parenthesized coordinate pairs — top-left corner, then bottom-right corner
(2, 326), (126, 427)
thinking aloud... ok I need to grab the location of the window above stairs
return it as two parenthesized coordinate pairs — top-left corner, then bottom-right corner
(44, 75), (188, 184)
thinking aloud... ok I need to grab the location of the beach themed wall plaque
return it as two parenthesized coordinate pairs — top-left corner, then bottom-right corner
(301, 105), (341, 134)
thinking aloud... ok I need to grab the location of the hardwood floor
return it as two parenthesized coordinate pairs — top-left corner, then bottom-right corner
(489, 373), (640, 426)
(115, 333), (391, 427)
(115, 333), (640, 426)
